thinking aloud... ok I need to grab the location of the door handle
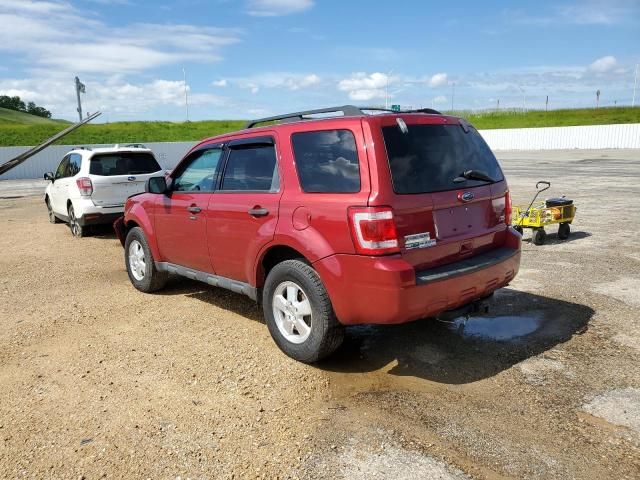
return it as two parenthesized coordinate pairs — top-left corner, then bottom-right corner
(248, 207), (269, 217)
(187, 206), (202, 214)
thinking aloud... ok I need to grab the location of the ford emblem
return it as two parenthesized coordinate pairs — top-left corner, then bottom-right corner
(128, 176), (136, 181)
(459, 191), (474, 202)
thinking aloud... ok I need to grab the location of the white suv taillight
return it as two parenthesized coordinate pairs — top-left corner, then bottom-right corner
(348, 206), (400, 255)
(76, 177), (93, 196)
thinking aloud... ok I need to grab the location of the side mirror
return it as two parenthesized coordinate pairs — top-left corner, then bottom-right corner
(44, 172), (54, 181)
(146, 176), (168, 194)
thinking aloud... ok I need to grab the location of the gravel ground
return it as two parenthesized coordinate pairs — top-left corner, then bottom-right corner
(0, 149), (639, 479)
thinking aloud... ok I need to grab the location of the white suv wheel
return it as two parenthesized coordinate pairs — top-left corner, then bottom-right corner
(272, 280), (313, 344)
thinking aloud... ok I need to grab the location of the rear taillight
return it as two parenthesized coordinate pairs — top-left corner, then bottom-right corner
(76, 177), (93, 196)
(348, 206), (400, 255)
(504, 191), (512, 225)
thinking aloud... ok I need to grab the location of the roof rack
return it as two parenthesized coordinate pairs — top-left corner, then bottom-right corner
(244, 105), (442, 129)
(125, 143), (147, 149)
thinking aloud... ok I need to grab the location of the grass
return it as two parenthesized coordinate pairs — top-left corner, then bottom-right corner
(455, 106), (640, 130)
(0, 107), (638, 146)
(0, 107), (69, 126)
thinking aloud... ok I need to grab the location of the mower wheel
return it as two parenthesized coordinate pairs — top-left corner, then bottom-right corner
(532, 228), (546, 246)
(513, 225), (523, 235)
(558, 223), (570, 240)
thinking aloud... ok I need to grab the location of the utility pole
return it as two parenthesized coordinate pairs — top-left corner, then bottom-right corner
(518, 86), (526, 112)
(545, 95), (549, 112)
(596, 89), (601, 109)
(451, 81), (455, 112)
(384, 69), (393, 110)
(183, 68), (190, 122)
(497, 98), (500, 111)
(74, 76), (85, 122)
(633, 64), (638, 107)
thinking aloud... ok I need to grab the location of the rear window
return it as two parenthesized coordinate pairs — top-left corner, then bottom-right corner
(291, 129), (360, 193)
(382, 124), (504, 194)
(89, 152), (161, 176)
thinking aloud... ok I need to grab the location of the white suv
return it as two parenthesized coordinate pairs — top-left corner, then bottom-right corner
(44, 145), (164, 237)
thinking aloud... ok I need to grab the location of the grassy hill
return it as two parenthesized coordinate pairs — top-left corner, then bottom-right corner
(0, 107), (68, 126)
(0, 107), (638, 147)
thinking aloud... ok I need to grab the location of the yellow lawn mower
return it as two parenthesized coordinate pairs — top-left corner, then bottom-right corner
(512, 181), (576, 246)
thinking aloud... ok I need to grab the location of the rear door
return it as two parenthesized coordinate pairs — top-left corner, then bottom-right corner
(154, 145), (224, 272)
(89, 151), (162, 207)
(206, 135), (282, 283)
(374, 117), (508, 270)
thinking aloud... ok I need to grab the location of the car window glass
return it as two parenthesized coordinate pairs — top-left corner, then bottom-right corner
(55, 157), (69, 179)
(66, 154), (82, 177)
(173, 148), (223, 192)
(89, 152), (161, 176)
(291, 129), (360, 193)
(221, 144), (278, 191)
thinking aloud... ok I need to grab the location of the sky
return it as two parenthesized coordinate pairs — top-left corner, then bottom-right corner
(0, 0), (638, 122)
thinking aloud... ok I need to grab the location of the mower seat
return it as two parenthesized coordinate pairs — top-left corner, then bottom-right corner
(545, 197), (573, 207)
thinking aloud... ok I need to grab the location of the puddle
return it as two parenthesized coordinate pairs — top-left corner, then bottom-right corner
(446, 313), (544, 341)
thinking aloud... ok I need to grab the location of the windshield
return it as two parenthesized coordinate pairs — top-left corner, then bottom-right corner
(382, 124), (504, 194)
(90, 152), (161, 176)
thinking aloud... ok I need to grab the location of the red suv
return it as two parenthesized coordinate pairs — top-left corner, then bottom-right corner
(115, 106), (521, 362)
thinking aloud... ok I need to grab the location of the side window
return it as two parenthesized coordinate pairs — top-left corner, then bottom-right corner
(67, 154), (82, 177)
(55, 157), (69, 179)
(172, 148), (223, 192)
(221, 144), (278, 192)
(291, 129), (360, 193)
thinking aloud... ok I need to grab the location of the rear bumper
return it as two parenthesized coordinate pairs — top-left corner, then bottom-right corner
(313, 230), (521, 325)
(78, 211), (122, 226)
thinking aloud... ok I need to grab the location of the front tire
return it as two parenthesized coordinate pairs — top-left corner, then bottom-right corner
(558, 223), (570, 240)
(125, 227), (168, 292)
(532, 228), (546, 245)
(68, 204), (85, 237)
(263, 260), (344, 363)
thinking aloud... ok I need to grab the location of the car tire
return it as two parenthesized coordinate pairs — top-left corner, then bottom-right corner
(532, 228), (546, 246)
(68, 204), (85, 237)
(125, 227), (168, 293)
(558, 222), (570, 240)
(46, 198), (61, 224)
(263, 259), (344, 363)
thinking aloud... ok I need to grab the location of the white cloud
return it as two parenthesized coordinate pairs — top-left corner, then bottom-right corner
(236, 73), (321, 92)
(212, 79), (228, 87)
(246, 0), (314, 16)
(429, 73), (448, 87)
(507, 0), (640, 26)
(588, 56), (618, 73)
(433, 95), (447, 104)
(338, 72), (391, 101)
(0, 76), (227, 119)
(0, 1), (240, 74)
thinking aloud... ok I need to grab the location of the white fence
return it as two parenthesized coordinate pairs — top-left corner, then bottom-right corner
(479, 123), (640, 151)
(0, 124), (639, 180)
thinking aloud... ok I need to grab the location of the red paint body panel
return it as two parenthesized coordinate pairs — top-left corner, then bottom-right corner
(313, 229), (521, 325)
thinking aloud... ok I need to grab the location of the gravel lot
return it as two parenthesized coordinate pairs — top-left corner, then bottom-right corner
(0, 149), (639, 479)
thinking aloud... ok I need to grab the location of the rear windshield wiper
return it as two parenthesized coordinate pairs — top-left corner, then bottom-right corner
(453, 169), (496, 184)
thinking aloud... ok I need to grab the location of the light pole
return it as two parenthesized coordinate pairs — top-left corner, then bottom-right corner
(450, 81), (455, 112)
(183, 68), (190, 122)
(518, 86), (526, 112)
(385, 69), (393, 109)
(74, 76), (85, 122)
(633, 64), (639, 107)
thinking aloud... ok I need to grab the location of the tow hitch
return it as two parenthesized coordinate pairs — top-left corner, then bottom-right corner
(436, 294), (493, 324)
